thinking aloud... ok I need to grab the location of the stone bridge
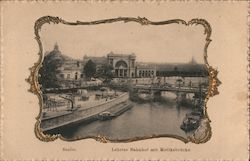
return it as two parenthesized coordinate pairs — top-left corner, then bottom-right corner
(131, 84), (207, 94)
(129, 84), (208, 103)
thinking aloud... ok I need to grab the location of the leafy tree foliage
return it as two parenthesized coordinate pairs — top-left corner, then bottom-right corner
(89, 62), (114, 83)
(38, 52), (64, 89)
(101, 64), (114, 83)
(83, 60), (96, 79)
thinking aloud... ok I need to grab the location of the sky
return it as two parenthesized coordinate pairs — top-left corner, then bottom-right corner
(40, 21), (207, 63)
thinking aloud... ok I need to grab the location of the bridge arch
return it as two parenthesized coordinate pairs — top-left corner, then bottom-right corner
(115, 60), (128, 77)
(115, 60), (128, 68)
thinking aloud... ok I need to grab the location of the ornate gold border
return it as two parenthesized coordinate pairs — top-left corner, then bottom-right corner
(26, 16), (220, 143)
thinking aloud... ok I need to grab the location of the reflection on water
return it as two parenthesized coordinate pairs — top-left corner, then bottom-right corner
(60, 97), (193, 140)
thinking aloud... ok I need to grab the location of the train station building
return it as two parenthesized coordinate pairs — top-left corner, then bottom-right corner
(107, 52), (136, 78)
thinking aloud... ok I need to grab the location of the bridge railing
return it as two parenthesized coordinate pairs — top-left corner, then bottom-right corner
(132, 84), (208, 93)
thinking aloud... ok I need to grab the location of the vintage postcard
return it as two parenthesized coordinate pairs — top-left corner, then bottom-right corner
(0, 1), (249, 161)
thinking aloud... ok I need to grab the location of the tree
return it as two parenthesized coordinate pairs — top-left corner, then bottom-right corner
(83, 60), (96, 80)
(95, 64), (114, 82)
(38, 52), (64, 89)
(102, 64), (114, 83)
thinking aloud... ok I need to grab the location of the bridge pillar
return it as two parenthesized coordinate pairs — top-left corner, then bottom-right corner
(153, 91), (161, 97)
(176, 92), (187, 105)
(176, 92), (187, 99)
(153, 91), (161, 101)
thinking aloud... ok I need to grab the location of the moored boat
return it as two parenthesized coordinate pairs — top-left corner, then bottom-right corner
(180, 111), (203, 132)
(180, 117), (200, 132)
(98, 101), (133, 121)
(98, 111), (115, 120)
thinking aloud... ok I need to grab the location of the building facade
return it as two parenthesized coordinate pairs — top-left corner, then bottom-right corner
(51, 43), (157, 83)
(58, 59), (83, 81)
(47, 44), (84, 82)
(135, 63), (156, 78)
(107, 52), (136, 78)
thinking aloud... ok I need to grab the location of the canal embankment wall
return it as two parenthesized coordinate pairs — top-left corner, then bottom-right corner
(41, 93), (129, 132)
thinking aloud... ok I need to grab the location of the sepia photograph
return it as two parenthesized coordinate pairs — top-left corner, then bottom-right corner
(2, 1), (250, 160)
(38, 18), (210, 141)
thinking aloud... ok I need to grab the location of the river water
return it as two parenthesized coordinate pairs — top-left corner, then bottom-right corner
(60, 95), (193, 140)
